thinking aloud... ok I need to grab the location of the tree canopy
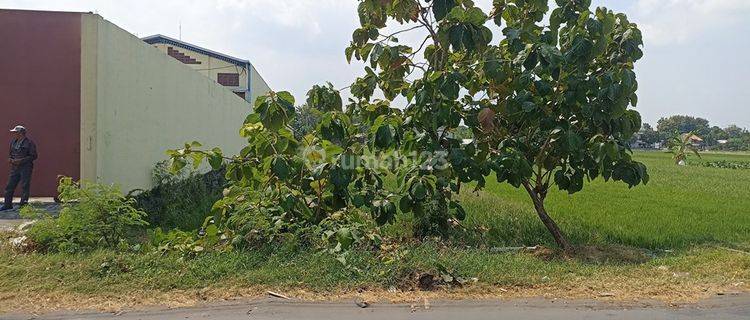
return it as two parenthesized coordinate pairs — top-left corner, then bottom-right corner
(347, 0), (648, 251)
(657, 115), (710, 136)
(169, 0), (650, 253)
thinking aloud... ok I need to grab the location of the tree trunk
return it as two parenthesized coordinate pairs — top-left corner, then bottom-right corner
(523, 182), (574, 253)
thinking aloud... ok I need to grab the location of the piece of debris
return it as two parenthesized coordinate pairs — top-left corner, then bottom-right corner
(9, 235), (28, 248)
(718, 247), (750, 255)
(418, 273), (436, 291)
(598, 292), (616, 297)
(267, 291), (291, 300)
(354, 298), (370, 308)
(423, 297), (430, 310)
(388, 286), (397, 293)
(17, 220), (36, 231)
(672, 272), (690, 278)
(490, 246), (539, 253)
(657, 265), (669, 271)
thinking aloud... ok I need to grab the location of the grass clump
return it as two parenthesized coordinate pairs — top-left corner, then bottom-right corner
(22, 177), (148, 253)
(134, 162), (224, 231)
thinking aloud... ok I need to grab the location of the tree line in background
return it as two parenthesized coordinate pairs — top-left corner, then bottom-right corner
(295, 108), (750, 152)
(632, 115), (750, 151)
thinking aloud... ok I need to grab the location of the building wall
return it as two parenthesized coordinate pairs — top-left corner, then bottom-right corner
(249, 63), (272, 104)
(0, 9), (82, 197)
(82, 14), (254, 192)
(150, 43), (250, 98)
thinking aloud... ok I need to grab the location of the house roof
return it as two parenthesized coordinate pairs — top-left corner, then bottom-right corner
(681, 133), (704, 142)
(142, 34), (250, 67)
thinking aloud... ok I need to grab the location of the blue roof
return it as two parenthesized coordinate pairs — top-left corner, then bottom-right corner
(142, 34), (250, 67)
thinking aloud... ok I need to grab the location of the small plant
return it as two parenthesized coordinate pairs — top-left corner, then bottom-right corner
(693, 160), (750, 170)
(25, 177), (148, 253)
(18, 204), (52, 220)
(669, 131), (701, 165)
(148, 221), (232, 256)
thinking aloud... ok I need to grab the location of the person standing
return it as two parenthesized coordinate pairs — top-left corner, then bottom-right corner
(1, 126), (37, 210)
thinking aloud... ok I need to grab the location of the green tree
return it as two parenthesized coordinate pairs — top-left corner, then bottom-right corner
(350, 0), (648, 251)
(290, 104), (321, 139)
(720, 134), (750, 151)
(703, 126), (728, 146)
(724, 124), (747, 139)
(656, 115), (710, 137)
(638, 123), (661, 145)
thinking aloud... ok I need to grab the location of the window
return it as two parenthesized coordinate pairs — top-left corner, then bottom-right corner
(218, 73), (240, 87)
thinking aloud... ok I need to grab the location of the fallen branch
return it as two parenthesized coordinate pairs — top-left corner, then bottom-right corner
(267, 291), (291, 300)
(490, 246), (539, 253)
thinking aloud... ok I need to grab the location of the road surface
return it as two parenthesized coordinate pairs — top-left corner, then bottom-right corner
(3, 294), (748, 320)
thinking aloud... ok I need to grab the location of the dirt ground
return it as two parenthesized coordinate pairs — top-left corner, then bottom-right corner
(2, 294), (748, 320)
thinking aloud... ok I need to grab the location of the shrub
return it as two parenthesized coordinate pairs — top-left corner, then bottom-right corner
(134, 161), (224, 231)
(167, 90), (395, 259)
(25, 177), (148, 253)
(693, 160), (750, 170)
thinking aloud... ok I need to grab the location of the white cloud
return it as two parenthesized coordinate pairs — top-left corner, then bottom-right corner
(632, 0), (750, 46)
(1, 0), (748, 126)
(213, 0), (354, 36)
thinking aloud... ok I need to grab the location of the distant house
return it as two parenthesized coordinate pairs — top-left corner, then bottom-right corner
(142, 34), (270, 102)
(629, 132), (660, 149)
(681, 133), (704, 148)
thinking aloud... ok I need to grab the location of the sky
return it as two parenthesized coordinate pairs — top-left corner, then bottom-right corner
(2, 0), (748, 128)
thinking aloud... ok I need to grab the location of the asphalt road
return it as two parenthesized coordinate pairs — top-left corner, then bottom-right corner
(4, 294), (748, 320)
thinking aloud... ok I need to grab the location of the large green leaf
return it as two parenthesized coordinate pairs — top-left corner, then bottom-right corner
(432, 0), (456, 21)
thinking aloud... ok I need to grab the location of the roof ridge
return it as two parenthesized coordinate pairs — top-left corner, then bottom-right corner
(142, 34), (250, 66)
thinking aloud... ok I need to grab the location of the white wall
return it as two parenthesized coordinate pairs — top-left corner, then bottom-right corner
(83, 14), (254, 192)
(250, 63), (271, 103)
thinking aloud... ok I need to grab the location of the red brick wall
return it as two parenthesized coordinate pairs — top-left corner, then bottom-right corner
(218, 73), (240, 86)
(0, 10), (82, 197)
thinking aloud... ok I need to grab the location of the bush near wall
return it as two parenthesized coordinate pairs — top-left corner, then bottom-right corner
(133, 163), (225, 231)
(23, 177), (148, 253)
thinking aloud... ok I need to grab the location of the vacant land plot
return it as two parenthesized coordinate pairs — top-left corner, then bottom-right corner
(459, 151), (750, 249)
(0, 151), (748, 312)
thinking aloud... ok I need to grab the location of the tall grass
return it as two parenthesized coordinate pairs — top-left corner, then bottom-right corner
(134, 164), (225, 231)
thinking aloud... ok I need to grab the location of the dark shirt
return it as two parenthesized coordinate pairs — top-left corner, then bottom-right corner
(9, 137), (37, 166)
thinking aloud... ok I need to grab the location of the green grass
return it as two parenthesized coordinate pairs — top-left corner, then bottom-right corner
(459, 151), (750, 250)
(1, 151), (749, 311)
(1, 242), (747, 312)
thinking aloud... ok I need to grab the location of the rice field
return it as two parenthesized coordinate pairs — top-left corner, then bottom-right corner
(460, 151), (750, 249)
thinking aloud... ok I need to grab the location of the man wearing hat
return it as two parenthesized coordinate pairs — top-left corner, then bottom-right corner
(1, 125), (37, 210)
